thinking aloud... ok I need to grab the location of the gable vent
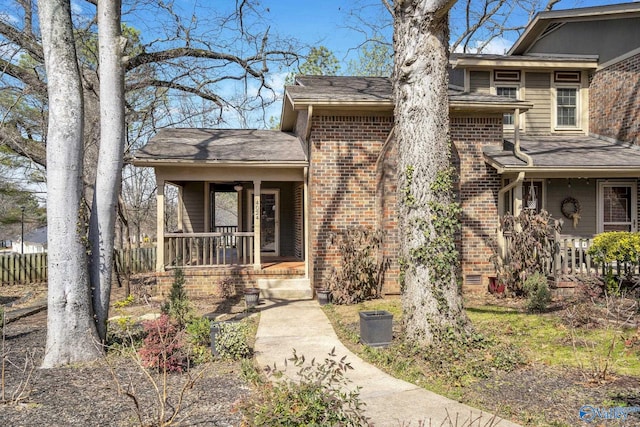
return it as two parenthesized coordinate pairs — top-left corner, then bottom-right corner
(494, 70), (521, 82)
(554, 71), (581, 83)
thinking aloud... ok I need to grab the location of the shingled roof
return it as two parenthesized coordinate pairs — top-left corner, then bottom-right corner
(134, 128), (307, 165)
(484, 135), (640, 174)
(286, 75), (532, 107)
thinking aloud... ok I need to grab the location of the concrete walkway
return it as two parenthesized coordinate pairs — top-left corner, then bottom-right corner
(254, 298), (521, 427)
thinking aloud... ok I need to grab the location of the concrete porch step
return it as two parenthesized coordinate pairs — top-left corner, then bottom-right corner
(256, 278), (313, 300)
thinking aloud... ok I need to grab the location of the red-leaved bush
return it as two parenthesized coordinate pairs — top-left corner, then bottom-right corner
(138, 314), (186, 372)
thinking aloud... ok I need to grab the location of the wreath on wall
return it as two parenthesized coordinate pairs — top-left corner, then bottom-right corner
(561, 196), (581, 228)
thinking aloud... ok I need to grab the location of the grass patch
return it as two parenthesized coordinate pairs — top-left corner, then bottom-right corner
(466, 304), (640, 377)
(324, 297), (640, 403)
(324, 298), (525, 399)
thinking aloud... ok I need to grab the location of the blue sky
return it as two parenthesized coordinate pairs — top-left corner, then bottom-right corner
(260, 0), (633, 59)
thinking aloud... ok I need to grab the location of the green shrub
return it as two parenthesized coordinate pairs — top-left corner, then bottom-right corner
(106, 316), (146, 350)
(215, 321), (251, 360)
(523, 272), (552, 312)
(237, 349), (368, 426)
(588, 232), (640, 294)
(186, 316), (213, 364)
(161, 268), (191, 327)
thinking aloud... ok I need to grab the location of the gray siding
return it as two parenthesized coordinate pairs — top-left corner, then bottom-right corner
(524, 72), (551, 135)
(182, 182), (205, 233)
(469, 71), (491, 93)
(528, 18), (640, 64)
(546, 179), (596, 236)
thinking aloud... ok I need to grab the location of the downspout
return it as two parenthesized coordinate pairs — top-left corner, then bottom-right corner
(304, 105), (313, 287)
(304, 105), (313, 145)
(497, 107), (531, 259)
(512, 108), (532, 167)
(497, 172), (525, 260)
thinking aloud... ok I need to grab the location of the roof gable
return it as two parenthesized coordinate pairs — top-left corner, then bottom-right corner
(509, 2), (640, 59)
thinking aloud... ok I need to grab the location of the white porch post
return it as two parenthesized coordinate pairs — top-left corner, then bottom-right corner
(253, 180), (261, 271)
(513, 181), (524, 217)
(156, 176), (165, 272)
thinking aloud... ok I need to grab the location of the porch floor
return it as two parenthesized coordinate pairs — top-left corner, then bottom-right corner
(261, 257), (304, 273)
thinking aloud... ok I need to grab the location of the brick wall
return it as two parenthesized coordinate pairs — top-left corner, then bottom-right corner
(590, 52), (640, 146)
(451, 114), (504, 290)
(308, 114), (399, 294)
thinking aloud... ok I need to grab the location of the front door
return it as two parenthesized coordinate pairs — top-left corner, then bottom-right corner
(598, 181), (637, 232)
(248, 189), (279, 256)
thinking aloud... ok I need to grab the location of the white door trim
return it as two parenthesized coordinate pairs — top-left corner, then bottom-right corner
(247, 189), (280, 256)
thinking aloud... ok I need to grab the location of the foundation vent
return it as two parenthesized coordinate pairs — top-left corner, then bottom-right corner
(465, 275), (482, 286)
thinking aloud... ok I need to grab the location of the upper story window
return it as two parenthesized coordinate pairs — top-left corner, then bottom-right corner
(496, 86), (518, 126)
(556, 87), (578, 127)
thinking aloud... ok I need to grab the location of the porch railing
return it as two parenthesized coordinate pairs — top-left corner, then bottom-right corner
(554, 236), (595, 277)
(503, 233), (640, 280)
(164, 232), (254, 268)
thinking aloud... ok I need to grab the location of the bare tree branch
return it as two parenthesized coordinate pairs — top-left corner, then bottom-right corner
(0, 21), (43, 62)
(126, 79), (225, 106)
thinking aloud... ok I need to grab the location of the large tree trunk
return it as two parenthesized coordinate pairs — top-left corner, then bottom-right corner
(393, 0), (471, 344)
(89, 0), (126, 343)
(39, 0), (102, 367)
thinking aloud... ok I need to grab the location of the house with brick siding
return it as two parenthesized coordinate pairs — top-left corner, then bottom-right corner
(134, 2), (640, 297)
(134, 76), (526, 297)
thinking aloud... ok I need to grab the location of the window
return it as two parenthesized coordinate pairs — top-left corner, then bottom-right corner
(497, 86), (518, 126)
(556, 87), (577, 127)
(598, 181), (637, 232)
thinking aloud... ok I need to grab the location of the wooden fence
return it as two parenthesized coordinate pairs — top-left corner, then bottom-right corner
(1, 247), (157, 285)
(0, 252), (48, 285)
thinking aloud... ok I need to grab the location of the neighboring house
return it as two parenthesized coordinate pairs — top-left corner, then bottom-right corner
(134, 2), (640, 296)
(450, 1), (640, 286)
(12, 226), (47, 254)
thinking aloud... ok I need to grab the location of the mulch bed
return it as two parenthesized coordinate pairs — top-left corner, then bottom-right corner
(1, 288), (252, 427)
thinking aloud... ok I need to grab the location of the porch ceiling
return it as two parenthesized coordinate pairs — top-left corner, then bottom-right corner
(484, 135), (640, 175)
(133, 128), (308, 166)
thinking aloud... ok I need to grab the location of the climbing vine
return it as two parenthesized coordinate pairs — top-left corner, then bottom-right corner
(408, 167), (461, 287)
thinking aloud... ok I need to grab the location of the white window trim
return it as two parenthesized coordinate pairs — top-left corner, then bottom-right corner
(597, 180), (637, 233)
(552, 83), (582, 131)
(494, 84), (521, 129)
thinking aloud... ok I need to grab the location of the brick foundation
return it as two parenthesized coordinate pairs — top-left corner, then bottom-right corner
(155, 268), (305, 299)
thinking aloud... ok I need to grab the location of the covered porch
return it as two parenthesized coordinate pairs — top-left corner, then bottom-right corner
(486, 135), (640, 283)
(133, 128), (310, 285)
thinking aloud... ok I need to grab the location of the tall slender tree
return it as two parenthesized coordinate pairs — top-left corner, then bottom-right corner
(393, 0), (471, 344)
(89, 0), (126, 343)
(38, 0), (102, 367)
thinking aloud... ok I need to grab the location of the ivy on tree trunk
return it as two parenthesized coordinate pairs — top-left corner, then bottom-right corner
(392, 0), (471, 344)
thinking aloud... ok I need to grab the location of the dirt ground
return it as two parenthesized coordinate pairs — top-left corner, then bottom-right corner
(2, 278), (640, 426)
(463, 290), (640, 426)
(0, 280), (251, 427)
